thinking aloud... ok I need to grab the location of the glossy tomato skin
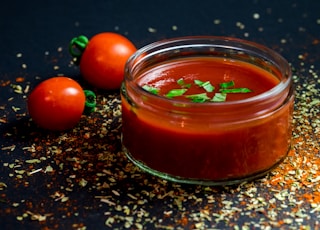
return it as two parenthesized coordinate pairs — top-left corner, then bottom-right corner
(27, 77), (86, 131)
(80, 32), (136, 90)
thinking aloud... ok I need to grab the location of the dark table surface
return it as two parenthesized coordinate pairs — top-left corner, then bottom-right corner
(1, 0), (320, 229)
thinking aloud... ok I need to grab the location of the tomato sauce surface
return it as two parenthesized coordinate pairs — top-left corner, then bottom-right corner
(137, 57), (279, 102)
(122, 57), (293, 181)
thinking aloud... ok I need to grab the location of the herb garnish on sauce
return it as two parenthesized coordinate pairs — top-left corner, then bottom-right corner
(166, 89), (188, 98)
(142, 78), (252, 102)
(142, 85), (159, 95)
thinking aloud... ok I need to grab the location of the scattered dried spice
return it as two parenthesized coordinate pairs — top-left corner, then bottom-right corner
(1, 57), (319, 229)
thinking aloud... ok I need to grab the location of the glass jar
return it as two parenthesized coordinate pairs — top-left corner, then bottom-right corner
(121, 36), (294, 185)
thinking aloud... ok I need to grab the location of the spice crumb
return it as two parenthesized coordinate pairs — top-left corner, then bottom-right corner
(213, 19), (221, 24)
(253, 13), (260, 19)
(148, 27), (157, 33)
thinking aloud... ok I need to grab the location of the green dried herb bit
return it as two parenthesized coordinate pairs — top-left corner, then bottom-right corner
(220, 80), (235, 89)
(177, 78), (191, 88)
(142, 85), (159, 95)
(212, 93), (227, 102)
(194, 80), (215, 92)
(220, 88), (252, 93)
(219, 80), (252, 93)
(185, 93), (210, 103)
(166, 89), (188, 98)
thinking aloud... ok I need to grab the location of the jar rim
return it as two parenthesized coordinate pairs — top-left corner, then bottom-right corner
(125, 36), (292, 108)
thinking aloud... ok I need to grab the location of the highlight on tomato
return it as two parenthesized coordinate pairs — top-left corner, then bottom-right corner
(27, 76), (96, 131)
(69, 32), (137, 90)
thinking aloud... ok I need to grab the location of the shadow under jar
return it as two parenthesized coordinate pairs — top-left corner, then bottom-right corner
(121, 36), (294, 186)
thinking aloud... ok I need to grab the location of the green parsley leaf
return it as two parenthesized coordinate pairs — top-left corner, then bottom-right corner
(219, 80), (235, 89)
(166, 89), (188, 98)
(142, 85), (160, 95)
(202, 81), (215, 92)
(177, 78), (185, 85)
(177, 78), (191, 88)
(212, 93), (227, 102)
(194, 80), (214, 92)
(194, 79), (204, 86)
(185, 93), (210, 103)
(219, 88), (252, 93)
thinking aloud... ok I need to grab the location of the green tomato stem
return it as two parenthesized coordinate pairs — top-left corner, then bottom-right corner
(69, 35), (89, 64)
(83, 90), (97, 114)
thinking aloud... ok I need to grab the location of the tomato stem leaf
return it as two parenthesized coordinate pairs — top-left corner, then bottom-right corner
(69, 35), (89, 64)
(83, 90), (97, 114)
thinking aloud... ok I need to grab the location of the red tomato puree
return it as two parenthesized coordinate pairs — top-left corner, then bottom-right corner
(122, 57), (293, 181)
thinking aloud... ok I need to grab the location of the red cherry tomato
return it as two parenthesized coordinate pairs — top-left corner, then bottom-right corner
(70, 32), (137, 90)
(27, 77), (86, 131)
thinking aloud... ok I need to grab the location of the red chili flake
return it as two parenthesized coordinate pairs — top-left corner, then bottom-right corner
(0, 80), (11, 87)
(15, 77), (25, 83)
